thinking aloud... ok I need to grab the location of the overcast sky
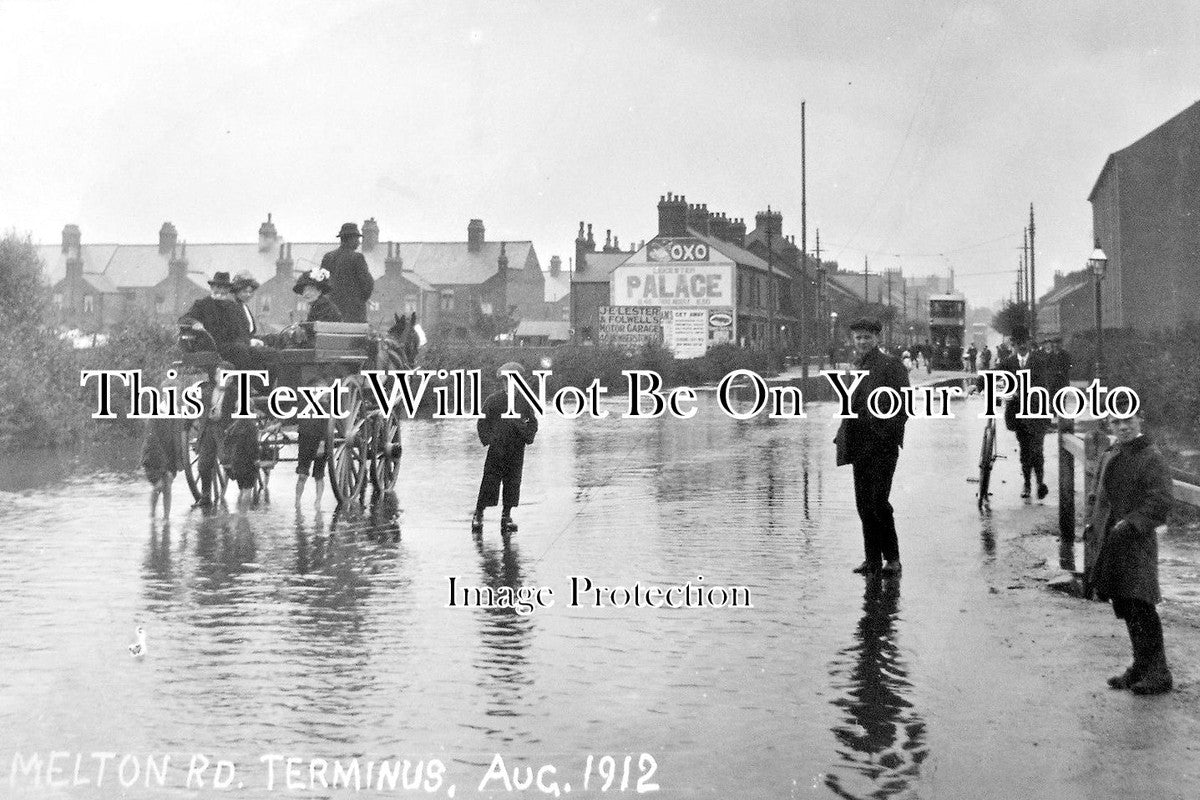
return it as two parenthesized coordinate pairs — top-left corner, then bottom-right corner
(3, 0), (1198, 310)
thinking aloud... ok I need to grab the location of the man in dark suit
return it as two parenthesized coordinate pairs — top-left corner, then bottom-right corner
(995, 328), (1052, 500)
(835, 317), (910, 576)
(180, 271), (239, 349)
(319, 222), (375, 323)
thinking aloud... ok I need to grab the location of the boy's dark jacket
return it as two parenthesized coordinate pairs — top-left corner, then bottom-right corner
(477, 390), (538, 453)
(834, 348), (910, 466)
(1084, 434), (1173, 604)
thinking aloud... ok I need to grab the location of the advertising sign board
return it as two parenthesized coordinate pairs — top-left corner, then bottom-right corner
(598, 306), (663, 349)
(611, 263), (734, 308)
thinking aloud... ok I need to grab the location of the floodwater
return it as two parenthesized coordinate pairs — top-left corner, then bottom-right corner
(1, 394), (1198, 799)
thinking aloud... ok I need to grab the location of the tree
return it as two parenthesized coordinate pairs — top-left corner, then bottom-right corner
(991, 301), (1030, 338)
(0, 232), (82, 447)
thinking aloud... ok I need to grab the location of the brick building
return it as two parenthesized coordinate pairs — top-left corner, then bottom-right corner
(1088, 98), (1200, 334)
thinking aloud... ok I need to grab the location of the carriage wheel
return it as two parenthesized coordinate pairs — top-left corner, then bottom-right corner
(370, 411), (403, 493)
(181, 418), (227, 506)
(326, 377), (369, 505)
(254, 425), (286, 504)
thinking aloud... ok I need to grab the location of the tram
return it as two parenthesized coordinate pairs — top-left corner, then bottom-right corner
(928, 293), (967, 370)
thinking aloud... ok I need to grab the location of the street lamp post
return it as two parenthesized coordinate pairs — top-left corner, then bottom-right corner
(829, 311), (838, 368)
(1088, 242), (1107, 381)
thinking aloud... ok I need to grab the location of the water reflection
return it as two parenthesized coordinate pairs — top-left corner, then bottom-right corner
(471, 531), (534, 732)
(825, 578), (928, 799)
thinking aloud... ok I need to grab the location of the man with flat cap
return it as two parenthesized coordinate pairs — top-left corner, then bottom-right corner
(319, 222), (375, 323)
(834, 317), (910, 576)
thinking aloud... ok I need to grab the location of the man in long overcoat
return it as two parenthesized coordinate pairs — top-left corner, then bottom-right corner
(1083, 410), (1174, 695)
(472, 362), (538, 535)
(993, 328), (1052, 499)
(834, 317), (910, 576)
(319, 222), (375, 323)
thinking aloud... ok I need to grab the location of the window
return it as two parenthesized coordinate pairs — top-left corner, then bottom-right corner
(440, 290), (454, 311)
(480, 302), (493, 315)
(261, 296), (272, 313)
(52, 293), (63, 307)
(403, 297), (418, 315)
(369, 300), (380, 312)
(83, 295), (94, 313)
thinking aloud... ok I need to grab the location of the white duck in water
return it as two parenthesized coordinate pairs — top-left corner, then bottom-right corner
(129, 627), (147, 658)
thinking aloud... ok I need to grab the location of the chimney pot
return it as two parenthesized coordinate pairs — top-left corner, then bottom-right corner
(61, 224), (81, 255)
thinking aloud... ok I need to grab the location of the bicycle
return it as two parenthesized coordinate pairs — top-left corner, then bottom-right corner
(977, 415), (998, 509)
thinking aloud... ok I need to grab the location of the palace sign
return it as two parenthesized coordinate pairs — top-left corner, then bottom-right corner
(611, 263), (734, 308)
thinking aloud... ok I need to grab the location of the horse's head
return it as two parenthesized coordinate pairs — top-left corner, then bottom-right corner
(375, 312), (421, 371)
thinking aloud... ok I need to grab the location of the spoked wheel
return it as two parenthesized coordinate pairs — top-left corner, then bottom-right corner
(977, 421), (996, 509)
(370, 411), (403, 494)
(254, 425), (286, 504)
(181, 418), (227, 506)
(327, 376), (369, 505)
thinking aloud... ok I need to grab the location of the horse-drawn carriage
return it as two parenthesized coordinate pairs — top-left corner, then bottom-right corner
(174, 318), (416, 507)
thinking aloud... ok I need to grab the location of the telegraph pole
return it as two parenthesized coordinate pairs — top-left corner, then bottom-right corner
(800, 100), (808, 380)
(815, 229), (824, 351)
(1028, 204), (1037, 340)
(766, 206), (774, 355)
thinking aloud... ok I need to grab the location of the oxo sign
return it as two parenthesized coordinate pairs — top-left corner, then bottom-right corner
(646, 238), (711, 263)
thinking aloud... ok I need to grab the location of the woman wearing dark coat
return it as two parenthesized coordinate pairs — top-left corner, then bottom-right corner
(1083, 411), (1175, 694)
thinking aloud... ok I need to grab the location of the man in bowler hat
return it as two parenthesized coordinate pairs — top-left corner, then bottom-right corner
(834, 317), (910, 576)
(319, 222), (375, 323)
(993, 326), (1052, 500)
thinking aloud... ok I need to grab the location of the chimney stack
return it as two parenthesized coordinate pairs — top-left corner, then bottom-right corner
(685, 202), (711, 236)
(468, 219), (485, 253)
(549, 255), (562, 276)
(574, 221), (588, 271)
(384, 241), (404, 276)
(729, 218), (747, 247)
(258, 213), (278, 252)
(276, 242), (295, 278)
(362, 217), (380, 251)
(755, 207), (783, 237)
(657, 192), (688, 236)
(709, 212), (730, 242)
(603, 229), (613, 253)
(586, 223), (595, 252)
(61, 224), (81, 255)
(159, 222), (178, 256)
(498, 241), (509, 271)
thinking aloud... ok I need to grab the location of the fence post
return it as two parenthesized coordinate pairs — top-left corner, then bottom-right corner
(1058, 419), (1075, 542)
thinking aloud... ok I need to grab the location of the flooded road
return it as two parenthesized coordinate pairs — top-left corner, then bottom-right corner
(1, 395), (1198, 799)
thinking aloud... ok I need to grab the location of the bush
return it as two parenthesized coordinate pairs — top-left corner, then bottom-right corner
(0, 233), (85, 449)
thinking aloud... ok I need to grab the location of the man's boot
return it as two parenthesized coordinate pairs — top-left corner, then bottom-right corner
(470, 511), (484, 533)
(1129, 611), (1173, 695)
(1020, 467), (1032, 499)
(1108, 617), (1145, 690)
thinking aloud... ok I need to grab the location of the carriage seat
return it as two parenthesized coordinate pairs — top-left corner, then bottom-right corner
(277, 321), (372, 364)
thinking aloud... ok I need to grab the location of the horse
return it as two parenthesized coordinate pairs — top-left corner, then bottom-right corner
(372, 312), (422, 372)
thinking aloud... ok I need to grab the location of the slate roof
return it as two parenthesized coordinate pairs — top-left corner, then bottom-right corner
(571, 251), (631, 284)
(37, 239), (533, 293)
(685, 229), (785, 277)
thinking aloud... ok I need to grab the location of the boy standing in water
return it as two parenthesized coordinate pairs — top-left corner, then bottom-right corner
(1085, 407), (1175, 695)
(472, 362), (538, 534)
(142, 415), (183, 518)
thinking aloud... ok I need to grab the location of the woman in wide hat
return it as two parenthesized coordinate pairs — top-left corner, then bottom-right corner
(293, 267), (343, 324)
